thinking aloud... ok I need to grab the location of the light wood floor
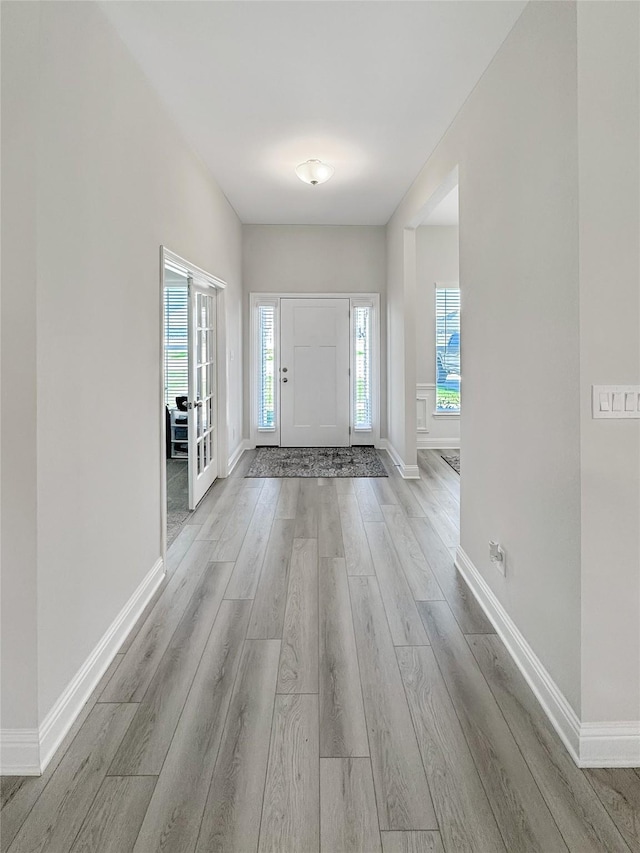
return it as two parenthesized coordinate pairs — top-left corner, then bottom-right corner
(2, 449), (640, 852)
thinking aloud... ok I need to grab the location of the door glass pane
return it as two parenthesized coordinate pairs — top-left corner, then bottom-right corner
(164, 285), (189, 410)
(201, 366), (207, 401)
(353, 306), (372, 430)
(258, 304), (276, 430)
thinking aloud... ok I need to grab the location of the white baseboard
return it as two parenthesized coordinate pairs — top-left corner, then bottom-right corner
(0, 556), (165, 777)
(378, 439), (419, 479)
(0, 729), (40, 776)
(227, 439), (251, 474)
(417, 437), (460, 450)
(455, 546), (640, 768)
(579, 723), (640, 767)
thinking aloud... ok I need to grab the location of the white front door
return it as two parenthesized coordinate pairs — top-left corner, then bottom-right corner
(188, 279), (217, 508)
(280, 298), (350, 447)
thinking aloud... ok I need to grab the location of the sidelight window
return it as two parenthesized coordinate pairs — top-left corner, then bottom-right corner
(435, 287), (461, 412)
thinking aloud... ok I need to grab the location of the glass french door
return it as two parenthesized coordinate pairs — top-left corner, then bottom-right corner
(188, 278), (217, 508)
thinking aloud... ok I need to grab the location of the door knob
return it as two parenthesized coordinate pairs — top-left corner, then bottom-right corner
(282, 378), (288, 383)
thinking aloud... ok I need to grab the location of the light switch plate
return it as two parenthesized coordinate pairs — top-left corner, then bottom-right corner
(592, 385), (640, 418)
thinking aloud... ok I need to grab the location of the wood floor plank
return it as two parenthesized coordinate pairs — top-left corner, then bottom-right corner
(277, 539), (319, 694)
(196, 478), (246, 540)
(338, 494), (374, 576)
(354, 478), (383, 522)
(370, 476), (399, 507)
(396, 645), (505, 853)
(381, 832), (445, 853)
(364, 522), (429, 646)
(258, 694), (320, 853)
(0, 655), (124, 850)
(229, 449), (256, 479)
(195, 639), (281, 853)
(109, 562), (233, 775)
(294, 479), (319, 539)
(133, 600), (250, 853)
(275, 477), (301, 519)
(225, 485), (278, 599)
(335, 478), (355, 494)
(101, 540), (213, 702)
(407, 480), (459, 547)
(1, 778), (26, 813)
(430, 488), (460, 528)
(420, 450), (459, 499)
(165, 523), (199, 576)
(409, 517), (493, 634)
(348, 576), (437, 830)
(248, 519), (296, 639)
(6, 704), (137, 853)
(583, 768), (640, 853)
(320, 758), (381, 853)
(69, 776), (156, 853)
(186, 477), (227, 526)
(470, 634), (630, 852)
(418, 600), (568, 852)
(381, 506), (444, 601)
(319, 558), (369, 758)
(119, 576), (169, 653)
(318, 482), (345, 558)
(378, 454), (426, 519)
(211, 484), (261, 560)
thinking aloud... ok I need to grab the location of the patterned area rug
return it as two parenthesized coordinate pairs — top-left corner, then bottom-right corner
(246, 446), (388, 478)
(441, 453), (460, 475)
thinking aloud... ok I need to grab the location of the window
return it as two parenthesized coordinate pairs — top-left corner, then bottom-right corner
(258, 304), (276, 429)
(164, 285), (188, 409)
(353, 305), (372, 430)
(435, 287), (460, 412)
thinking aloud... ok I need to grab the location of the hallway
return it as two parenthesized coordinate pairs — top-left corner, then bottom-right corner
(2, 451), (638, 853)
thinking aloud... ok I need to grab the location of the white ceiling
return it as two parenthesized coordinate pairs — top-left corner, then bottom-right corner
(422, 185), (459, 226)
(101, 1), (525, 226)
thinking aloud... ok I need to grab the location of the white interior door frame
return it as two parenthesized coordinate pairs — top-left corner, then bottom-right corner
(160, 247), (227, 560)
(250, 292), (380, 448)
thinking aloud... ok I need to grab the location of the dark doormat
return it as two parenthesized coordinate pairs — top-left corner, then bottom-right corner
(246, 446), (388, 478)
(441, 453), (460, 475)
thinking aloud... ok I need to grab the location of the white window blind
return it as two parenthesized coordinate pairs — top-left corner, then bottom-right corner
(353, 305), (372, 430)
(435, 287), (461, 412)
(258, 304), (276, 429)
(164, 285), (188, 409)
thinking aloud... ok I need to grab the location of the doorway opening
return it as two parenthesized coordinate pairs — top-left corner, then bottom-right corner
(413, 173), (460, 505)
(249, 293), (380, 450)
(161, 248), (226, 551)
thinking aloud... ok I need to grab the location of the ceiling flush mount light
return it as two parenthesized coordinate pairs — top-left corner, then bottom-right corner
(295, 159), (334, 186)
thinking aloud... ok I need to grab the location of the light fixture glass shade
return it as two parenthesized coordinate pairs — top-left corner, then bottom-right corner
(295, 159), (334, 185)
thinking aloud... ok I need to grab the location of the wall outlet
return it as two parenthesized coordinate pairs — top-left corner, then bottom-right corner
(489, 541), (506, 576)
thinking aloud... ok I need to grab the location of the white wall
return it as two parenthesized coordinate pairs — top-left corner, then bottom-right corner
(1, 1), (41, 734)
(387, 0), (640, 734)
(416, 225), (459, 385)
(387, 1), (582, 711)
(242, 225), (387, 438)
(415, 225), (460, 449)
(1, 1), (243, 734)
(577, 2), (640, 724)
